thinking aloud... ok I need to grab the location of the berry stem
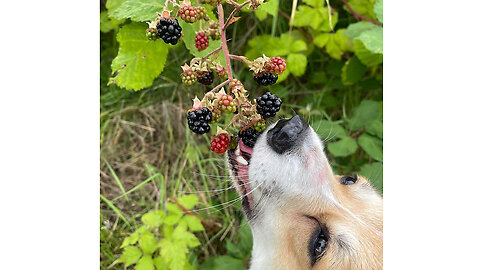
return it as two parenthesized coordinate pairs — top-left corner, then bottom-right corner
(207, 79), (230, 95)
(217, 3), (234, 81)
(202, 45), (223, 61)
(229, 54), (250, 64)
(340, 0), (382, 26)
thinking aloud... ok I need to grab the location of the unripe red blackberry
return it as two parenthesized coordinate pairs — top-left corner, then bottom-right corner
(187, 107), (212, 134)
(197, 71), (214, 85)
(239, 128), (261, 148)
(178, 5), (198, 23)
(156, 18), (182, 45)
(254, 121), (266, 132)
(254, 72), (278, 86)
(195, 32), (209, 51)
(216, 95), (236, 113)
(255, 91), (282, 118)
(210, 134), (230, 154)
(181, 69), (197, 85)
(266, 57), (287, 75)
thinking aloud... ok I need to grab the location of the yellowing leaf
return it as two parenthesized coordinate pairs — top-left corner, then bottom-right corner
(141, 210), (165, 228)
(136, 255), (155, 270)
(110, 23), (169, 91)
(182, 215), (204, 231)
(138, 231), (158, 254)
(120, 246), (142, 267)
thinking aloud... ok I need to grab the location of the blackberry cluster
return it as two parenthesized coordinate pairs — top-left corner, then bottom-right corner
(210, 134), (230, 154)
(239, 128), (261, 148)
(187, 107), (212, 134)
(198, 71), (214, 85)
(255, 91), (282, 118)
(157, 18), (182, 45)
(254, 72), (278, 86)
(195, 32), (209, 51)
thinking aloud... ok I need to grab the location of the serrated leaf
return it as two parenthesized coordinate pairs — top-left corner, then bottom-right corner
(139, 231), (158, 254)
(255, 0), (279, 20)
(293, 4), (337, 32)
(341, 56), (367, 85)
(136, 255), (155, 270)
(110, 0), (164, 22)
(162, 224), (174, 238)
(120, 246), (142, 267)
(290, 39), (307, 53)
(345, 0), (376, 20)
(349, 100), (380, 131)
(327, 137), (358, 157)
(177, 194), (199, 210)
(110, 23), (169, 91)
(158, 239), (188, 270)
(357, 27), (383, 54)
(172, 226), (201, 248)
(121, 231), (140, 248)
(141, 210), (165, 228)
(314, 30), (352, 60)
(164, 213), (182, 225)
(353, 40), (383, 66)
(246, 35), (289, 59)
(153, 256), (169, 270)
(374, 0), (383, 23)
(181, 215), (204, 231)
(312, 121), (347, 140)
(287, 53), (307, 76)
(365, 118), (383, 138)
(166, 202), (183, 214)
(359, 162), (383, 193)
(200, 256), (245, 270)
(106, 0), (124, 17)
(358, 134), (383, 161)
(344, 21), (377, 39)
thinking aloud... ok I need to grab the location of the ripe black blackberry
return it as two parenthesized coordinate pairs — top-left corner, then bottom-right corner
(187, 107), (212, 134)
(253, 72), (278, 86)
(156, 18), (182, 45)
(197, 71), (214, 85)
(255, 91), (282, 118)
(239, 128), (261, 148)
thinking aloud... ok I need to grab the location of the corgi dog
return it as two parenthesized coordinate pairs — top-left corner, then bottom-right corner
(227, 115), (383, 270)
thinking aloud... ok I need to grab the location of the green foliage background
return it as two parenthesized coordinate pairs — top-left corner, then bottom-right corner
(100, 0), (382, 269)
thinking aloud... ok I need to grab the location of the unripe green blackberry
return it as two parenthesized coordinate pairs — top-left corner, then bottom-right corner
(181, 69), (197, 85)
(195, 6), (207, 20)
(210, 109), (222, 124)
(146, 29), (158, 40)
(254, 121), (266, 132)
(216, 95), (236, 113)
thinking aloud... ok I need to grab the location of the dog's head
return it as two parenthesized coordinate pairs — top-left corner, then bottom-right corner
(228, 115), (383, 269)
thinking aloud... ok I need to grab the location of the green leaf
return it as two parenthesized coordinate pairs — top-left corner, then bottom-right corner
(226, 239), (245, 259)
(141, 210), (165, 228)
(312, 121), (347, 140)
(246, 35), (289, 59)
(106, 0), (124, 17)
(110, 0), (164, 22)
(164, 213), (182, 225)
(110, 23), (169, 91)
(200, 256), (245, 270)
(314, 30), (352, 60)
(357, 27), (383, 54)
(120, 246), (142, 267)
(358, 134), (383, 161)
(172, 226), (201, 248)
(290, 39), (307, 53)
(344, 21), (377, 39)
(136, 255), (155, 270)
(100, 11), (117, 33)
(153, 256), (169, 270)
(121, 229), (140, 248)
(345, 0), (376, 20)
(353, 40), (383, 66)
(166, 202), (183, 214)
(287, 53), (307, 76)
(158, 239), (188, 270)
(374, 0), (383, 23)
(341, 56), (367, 85)
(179, 215), (204, 232)
(359, 162), (383, 193)
(293, 4), (337, 32)
(139, 231), (158, 254)
(255, 0), (279, 20)
(238, 219), (253, 257)
(365, 118), (383, 138)
(349, 100), (381, 131)
(327, 137), (358, 157)
(177, 194), (199, 210)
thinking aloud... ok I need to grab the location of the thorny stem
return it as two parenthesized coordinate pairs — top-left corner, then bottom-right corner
(217, 3), (234, 81)
(340, 0), (382, 26)
(225, 0), (251, 27)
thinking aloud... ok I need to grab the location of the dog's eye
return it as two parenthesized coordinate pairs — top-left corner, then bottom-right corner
(309, 225), (329, 266)
(340, 175), (357, 185)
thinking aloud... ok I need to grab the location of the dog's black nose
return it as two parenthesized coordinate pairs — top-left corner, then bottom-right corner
(267, 115), (307, 154)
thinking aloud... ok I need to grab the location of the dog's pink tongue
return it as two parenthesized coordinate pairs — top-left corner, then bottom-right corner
(238, 139), (253, 155)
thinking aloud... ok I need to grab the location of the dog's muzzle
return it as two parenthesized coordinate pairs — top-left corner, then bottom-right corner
(267, 115), (308, 154)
